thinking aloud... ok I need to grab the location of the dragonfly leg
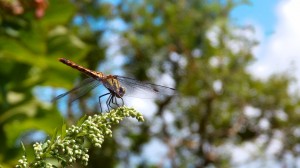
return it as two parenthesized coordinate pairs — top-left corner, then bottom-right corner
(99, 93), (110, 112)
(120, 97), (124, 106)
(106, 94), (114, 110)
(118, 97), (124, 107)
(112, 96), (123, 107)
(111, 96), (116, 105)
(112, 96), (119, 106)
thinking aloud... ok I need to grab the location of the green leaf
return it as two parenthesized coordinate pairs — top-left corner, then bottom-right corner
(61, 123), (67, 139)
(77, 115), (88, 126)
(20, 141), (26, 154)
(40, 0), (76, 27)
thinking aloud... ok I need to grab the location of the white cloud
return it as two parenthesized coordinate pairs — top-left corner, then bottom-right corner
(249, 0), (300, 81)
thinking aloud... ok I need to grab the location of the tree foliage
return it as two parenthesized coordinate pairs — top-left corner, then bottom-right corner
(1, 0), (300, 167)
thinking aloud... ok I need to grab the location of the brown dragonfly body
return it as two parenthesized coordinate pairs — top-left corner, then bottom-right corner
(53, 58), (176, 111)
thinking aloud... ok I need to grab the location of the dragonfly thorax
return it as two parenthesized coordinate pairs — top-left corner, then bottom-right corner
(104, 76), (126, 98)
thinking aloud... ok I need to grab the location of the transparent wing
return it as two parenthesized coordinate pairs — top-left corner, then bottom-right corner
(116, 76), (177, 99)
(52, 77), (101, 103)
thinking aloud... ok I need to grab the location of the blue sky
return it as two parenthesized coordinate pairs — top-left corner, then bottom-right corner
(231, 0), (280, 36)
(230, 0), (300, 81)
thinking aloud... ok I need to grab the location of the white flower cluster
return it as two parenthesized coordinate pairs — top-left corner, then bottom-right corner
(15, 106), (144, 167)
(16, 156), (28, 168)
(51, 138), (89, 166)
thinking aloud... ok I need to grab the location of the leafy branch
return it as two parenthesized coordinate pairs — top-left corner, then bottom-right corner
(16, 107), (144, 168)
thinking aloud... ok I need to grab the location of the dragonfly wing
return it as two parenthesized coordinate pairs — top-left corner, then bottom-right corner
(116, 76), (176, 99)
(52, 77), (101, 103)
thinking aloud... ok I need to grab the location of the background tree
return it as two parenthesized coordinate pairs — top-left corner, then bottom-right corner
(116, 1), (300, 167)
(1, 0), (300, 167)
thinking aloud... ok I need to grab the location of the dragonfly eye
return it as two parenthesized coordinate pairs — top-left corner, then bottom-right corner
(118, 87), (126, 97)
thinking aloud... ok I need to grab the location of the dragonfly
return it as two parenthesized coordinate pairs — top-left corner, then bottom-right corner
(52, 58), (176, 111)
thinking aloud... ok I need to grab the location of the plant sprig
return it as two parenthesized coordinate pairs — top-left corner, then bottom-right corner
(16, 107), (144, 168)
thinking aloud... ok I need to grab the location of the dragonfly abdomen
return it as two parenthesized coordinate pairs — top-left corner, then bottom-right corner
(59, 58), (104, 78)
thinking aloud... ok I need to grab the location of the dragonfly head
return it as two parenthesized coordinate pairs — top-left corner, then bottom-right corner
(116, 86), (126, 98)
